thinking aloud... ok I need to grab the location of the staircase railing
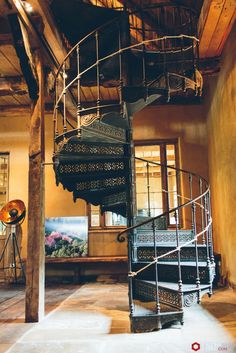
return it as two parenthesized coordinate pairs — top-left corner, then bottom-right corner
(53, 4), (201, 153)
(117, 156), (214, 317)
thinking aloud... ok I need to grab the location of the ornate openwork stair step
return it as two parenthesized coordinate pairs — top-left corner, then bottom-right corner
(56, 139), (128, 156)
(124, 93), (163, 115)
(100, 191), (127, 215)
(134, 280), (212, 309)
(122, 86), (166, 103)
(134, 244), (209, 262)
(134, 216), (167, 230)
(134, 229), (194, 243)
(81, 119), (127, 143)
(130, 310), (184, 333)
(133, 261), (215, 284)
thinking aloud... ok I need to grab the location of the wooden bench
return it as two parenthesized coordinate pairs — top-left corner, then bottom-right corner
(45, 256), (128, 283)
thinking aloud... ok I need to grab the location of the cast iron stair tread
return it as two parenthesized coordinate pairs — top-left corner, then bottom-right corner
(124, 94), (162, 115)
(135, 229), (193, 233)
(134, 243), (206, 247)
(133, 301), (180, 315)
(122, 86), (167, 103)
(136, 280), (211, 293)
(57, 139), (128, 155)
(54, 155), (129, 162)
(56, 171), (128, 182)
(134, 260), (209, 266)
(130, 311), (184, 332)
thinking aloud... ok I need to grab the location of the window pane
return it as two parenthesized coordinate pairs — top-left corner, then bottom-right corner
(105, 212), (127, 226)
(135, 145), (163, 217)
(90, 205), (100, 227)
(166, 145), (178, 224)
(0, 153), (9, 234)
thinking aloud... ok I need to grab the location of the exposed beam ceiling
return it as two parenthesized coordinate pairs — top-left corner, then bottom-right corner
(0, 76), (27, 96)
(30, 0), (68, 65)
(8, 0), (68, 69)
(198, 0), (236, 58)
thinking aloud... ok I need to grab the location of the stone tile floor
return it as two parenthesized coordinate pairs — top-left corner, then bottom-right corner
(0, 282), (236, 353)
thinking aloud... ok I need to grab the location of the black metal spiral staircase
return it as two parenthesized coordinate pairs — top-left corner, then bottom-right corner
(52, 3), (215, 332)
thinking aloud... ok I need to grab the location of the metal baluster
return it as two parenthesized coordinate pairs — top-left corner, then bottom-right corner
(76, 45), (81, 137)
(191, 21), (197, 96)
(62, 62), (67, 135)
(204, 194), (211, 295)
(192, 202), (201, 303)
(189, 173), (193, 200)
(199, 178), (205, 244)
(204, 195), (210, 262)
(174, 210), (183, 317)
(163, 38), (170, 102)
(152, 220), (161, 329)
(141, 11), (147, 99)
(207, 190), (214, 263)
(181, 36), (186, 91)
(95, 31), (101, 119)
(54, 76), (59, 153)
(118, 27), (123, 118)
(146, 162), (151, 217)
(128, 231), (135, 318)
(176, 170), (182, 226)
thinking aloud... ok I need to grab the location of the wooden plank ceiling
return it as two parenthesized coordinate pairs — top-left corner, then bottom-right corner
(0, 0), (235, 109)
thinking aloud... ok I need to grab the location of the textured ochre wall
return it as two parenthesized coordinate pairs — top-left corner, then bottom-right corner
(205, 25), (236, 286)
(134, 104), (208, 179)
(133, 104), (208, 228)
(0, 113), (87, 258)
(0, 103), (208, 261)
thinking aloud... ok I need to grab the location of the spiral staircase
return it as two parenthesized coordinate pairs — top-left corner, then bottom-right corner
(52, 3), (215, 332)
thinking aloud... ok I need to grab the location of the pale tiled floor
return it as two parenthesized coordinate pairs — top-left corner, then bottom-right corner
(0, 282), (236, 353)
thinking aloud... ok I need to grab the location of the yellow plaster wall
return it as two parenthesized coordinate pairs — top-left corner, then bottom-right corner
(133, 104), (208, 228)
(0, 113), (87, 258)
(205, 25), (236, 286)
(0, 101), (208, 261)
(134, 104), (208, 179)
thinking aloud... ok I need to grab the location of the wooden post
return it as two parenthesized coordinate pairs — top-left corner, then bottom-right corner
(25, 50), (45, 323)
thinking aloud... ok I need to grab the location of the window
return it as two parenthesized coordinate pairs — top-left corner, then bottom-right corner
(89, 204), (127, 228)
(135, 141), (179, 225)
(89, 141), (179, 228)
(0, 153), (9, 234)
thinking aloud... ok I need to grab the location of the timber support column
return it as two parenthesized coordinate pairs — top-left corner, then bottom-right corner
(25, 51), (45, 322)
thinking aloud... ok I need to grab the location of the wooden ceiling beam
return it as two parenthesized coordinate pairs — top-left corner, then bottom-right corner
(30, 0), (68, 65)
(206, 0), (236, 57)
(0, 75), (28, 96)
(8, 0), (67, 70)
(198, 0), (236, 58)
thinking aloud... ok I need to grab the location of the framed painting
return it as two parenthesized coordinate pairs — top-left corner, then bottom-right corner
(45, 217), (88, 257)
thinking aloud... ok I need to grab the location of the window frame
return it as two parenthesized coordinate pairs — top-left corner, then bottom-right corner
(88, 204), (127, 230)
(88, 139), (182, 229)
(0, 152), (10, 235)
(134, 139), (181, 227)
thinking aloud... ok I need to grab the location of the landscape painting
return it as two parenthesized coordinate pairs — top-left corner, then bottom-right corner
(45, 217), (88, 258)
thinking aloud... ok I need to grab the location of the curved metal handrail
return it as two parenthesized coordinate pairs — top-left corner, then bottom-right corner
(54, 34), (198, 105)
(117, 186), (210, 242)
(53, 2), (200, 152)
(128, 219), (212, 278)
(117, 156), (209, 242)
(135, 157), (208, 185)
(54, 3), (198, 80)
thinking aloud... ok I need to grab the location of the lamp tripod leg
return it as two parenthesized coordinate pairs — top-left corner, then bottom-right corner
(13, 232), (26, 282)
(12, 232), (18, 283)
(0, 233), (11, 262)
